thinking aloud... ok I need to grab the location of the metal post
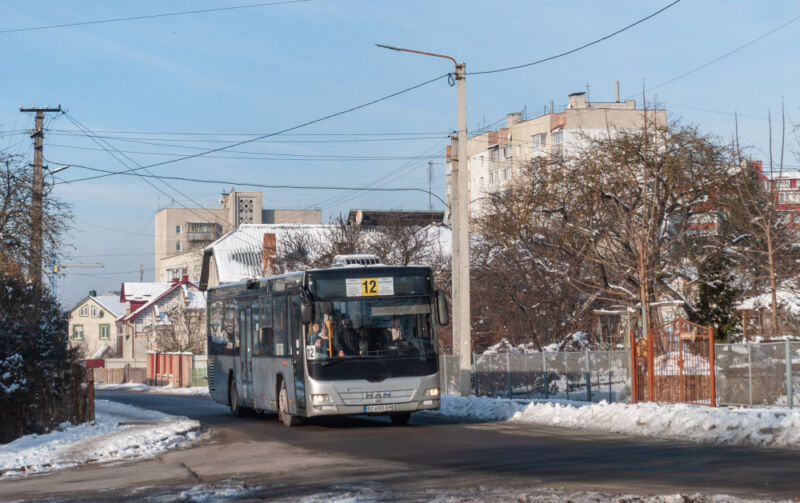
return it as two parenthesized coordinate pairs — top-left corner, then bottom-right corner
(442, 354), (448, 395)
(747, 343), (753, 406)
(488, 354), (494, 396)
(506, 351), (512, 399)
(472, 351), (478, 396)
(608, 353), (613, 403)
(564, 351), (569, 400)
(523, 352), (529, 396)
(585, 347), (592, 402)
(543, 351), (549, 399)
(786, 339), (793, 409)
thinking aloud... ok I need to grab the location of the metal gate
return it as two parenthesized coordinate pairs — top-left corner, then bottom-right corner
(632, 318), (716, 406)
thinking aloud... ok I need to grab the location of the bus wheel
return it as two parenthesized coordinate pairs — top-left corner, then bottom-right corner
(390, 412), (411, 426)
(278, 379), (300, 427)
(229, 378), (246, 417)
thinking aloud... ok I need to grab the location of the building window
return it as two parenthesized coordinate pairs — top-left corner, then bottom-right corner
(79, 305), (89, 317)
(516, 145), (521, 157)
(99, 324), (110, 340)
(775, 179), (791, 189)
(551, 131), (563, 145)
(502, 144), (512, 158)
(72, 324), (84, 340)
(504, 167), (512, 180)
(176, 241), (182, 252)
(176, 225), (182, 234)
(91, 306), (103, 318)
(490, 148), (498, 161)
(531, 133), (546, 149)
(779, 192), (800, 204)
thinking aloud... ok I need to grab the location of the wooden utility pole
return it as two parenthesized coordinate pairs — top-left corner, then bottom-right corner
(19, 105), (61, 284)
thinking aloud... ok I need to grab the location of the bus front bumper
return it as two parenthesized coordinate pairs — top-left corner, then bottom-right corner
(307, 398), (440, 417)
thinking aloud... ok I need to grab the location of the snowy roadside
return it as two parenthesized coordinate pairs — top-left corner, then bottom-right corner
(421, 395), (800, 449)
(0, 399), (204, 477)
(96, 382), (210, 396)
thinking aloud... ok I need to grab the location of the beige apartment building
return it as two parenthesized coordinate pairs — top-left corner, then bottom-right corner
(445, 90), (667, 218)
(155, 190), (321, 282)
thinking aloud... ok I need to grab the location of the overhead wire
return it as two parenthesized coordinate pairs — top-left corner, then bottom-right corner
(469, 0), (682, 75)
(51, 160), (449, 208)
(61, 72), (450, 184)
(0, 0), (311, 35)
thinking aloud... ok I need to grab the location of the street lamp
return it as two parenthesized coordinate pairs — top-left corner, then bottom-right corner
(376, 43), (471, 396)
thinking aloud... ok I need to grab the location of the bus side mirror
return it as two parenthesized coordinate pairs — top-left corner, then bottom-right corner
(435, 290), (449, 326)
(301, 303), (313, 324)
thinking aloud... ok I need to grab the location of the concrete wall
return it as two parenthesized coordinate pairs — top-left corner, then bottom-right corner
(158, 247), (204, 283)
(262, 209), (321, 225)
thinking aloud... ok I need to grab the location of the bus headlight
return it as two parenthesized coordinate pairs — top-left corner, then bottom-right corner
(424, 388), (440, 398)
(311, 394), (330, 403)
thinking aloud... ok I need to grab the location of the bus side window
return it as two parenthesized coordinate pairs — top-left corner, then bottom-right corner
(291, 295), (302, 355)
(273, 296), (289, 356)
(224, 301), (236, 355)
(257, 296), (274, 355)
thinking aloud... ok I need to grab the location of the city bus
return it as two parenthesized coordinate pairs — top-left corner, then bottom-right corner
(205, 256), (448, 426)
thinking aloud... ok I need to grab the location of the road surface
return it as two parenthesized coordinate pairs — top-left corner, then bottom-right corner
(1, 390), (799, 501)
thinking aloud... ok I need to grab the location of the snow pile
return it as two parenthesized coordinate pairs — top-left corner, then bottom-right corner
(737, 288), (800, 315)
(424, 395), (800, 448)
(96, 382), (210, 396)
(481, 332), (590, 355)
(0, 399), (203, 477)
(653, 351), (710, 375)
(91, 344), (112, 359)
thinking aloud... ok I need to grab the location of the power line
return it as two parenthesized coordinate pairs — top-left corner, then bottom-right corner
(52, 160), (449, 208)
(48, 131), (450, 145)
(0, 0), (310, 35)
(62, 72), (450, 184)
(44, 142), (446, 162)
(48, 128), (450, 137)
(469, 0), (682, 75)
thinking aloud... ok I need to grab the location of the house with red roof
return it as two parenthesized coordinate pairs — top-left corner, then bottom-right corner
(118, 276), (207, 360)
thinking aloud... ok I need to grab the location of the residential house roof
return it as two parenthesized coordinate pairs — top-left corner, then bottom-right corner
(120, 277), (200, 322)
(120, 281), (174, 303)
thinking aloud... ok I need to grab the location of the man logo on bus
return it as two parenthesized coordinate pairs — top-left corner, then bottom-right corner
(365, 391), (391, 399)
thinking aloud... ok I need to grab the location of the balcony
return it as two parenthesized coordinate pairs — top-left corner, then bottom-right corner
(187, 231), (219, 242)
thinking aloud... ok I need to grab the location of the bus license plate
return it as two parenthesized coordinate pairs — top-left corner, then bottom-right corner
(364, 404), (393, 413)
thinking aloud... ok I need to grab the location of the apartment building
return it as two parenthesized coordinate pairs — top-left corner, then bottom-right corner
(445, 90), (667, 218)
(758, 161), (800, 228)
(154, 190), (321, 282)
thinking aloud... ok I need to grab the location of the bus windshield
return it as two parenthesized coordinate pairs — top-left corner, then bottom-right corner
(306, 297), (435, 360)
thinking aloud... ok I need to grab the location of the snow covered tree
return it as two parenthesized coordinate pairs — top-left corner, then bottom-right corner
(477, 116), (735, 341)
(0, 270), (82, 442)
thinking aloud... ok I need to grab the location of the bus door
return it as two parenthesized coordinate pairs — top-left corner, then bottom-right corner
(290, 294), (306, 412)
(238, 299), (254, 405)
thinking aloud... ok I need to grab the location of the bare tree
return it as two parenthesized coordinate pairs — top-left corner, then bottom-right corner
(476, 117), (735, 346)
(721, 106), (800, 338)
(0, 152), (72, 278)
(155, 303), (207, 354)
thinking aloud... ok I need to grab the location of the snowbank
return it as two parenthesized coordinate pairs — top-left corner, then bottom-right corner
(423, 395), (800, 448)
(96, 382), (210, 396)
(0, 399), (203, 477)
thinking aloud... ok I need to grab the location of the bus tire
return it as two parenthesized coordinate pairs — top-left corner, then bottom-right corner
(390, 412), (411, 426)
(278, 379), (300, 427)
(229, 377), (246, 418)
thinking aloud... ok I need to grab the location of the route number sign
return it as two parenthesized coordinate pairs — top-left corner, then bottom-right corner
(345, 277), (394, 297)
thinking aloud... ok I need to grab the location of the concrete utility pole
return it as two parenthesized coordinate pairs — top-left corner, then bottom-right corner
(19, 105), (61, 284)
(376, 45), (472, 395)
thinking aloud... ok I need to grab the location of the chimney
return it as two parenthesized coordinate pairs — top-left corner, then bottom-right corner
(89, 290), (97, 297)
(262, 233), (277, 275)
(549, 101), (554, 114)
(615, 81), (620, 103)
(568, 92), (587, 109)
(506, 112), (523, 127)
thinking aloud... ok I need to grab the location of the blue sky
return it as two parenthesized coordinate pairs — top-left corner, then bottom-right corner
(1, 0), (798, 307)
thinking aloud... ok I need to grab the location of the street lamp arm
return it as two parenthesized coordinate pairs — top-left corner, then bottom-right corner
(375, 43), (458, 70)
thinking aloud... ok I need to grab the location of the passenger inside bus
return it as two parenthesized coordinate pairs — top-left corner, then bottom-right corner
(308, 322), (330, 356)
(333, 314), (359, 356)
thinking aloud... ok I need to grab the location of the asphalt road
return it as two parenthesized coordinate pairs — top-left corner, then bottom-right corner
(2, 391), (800, 502)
